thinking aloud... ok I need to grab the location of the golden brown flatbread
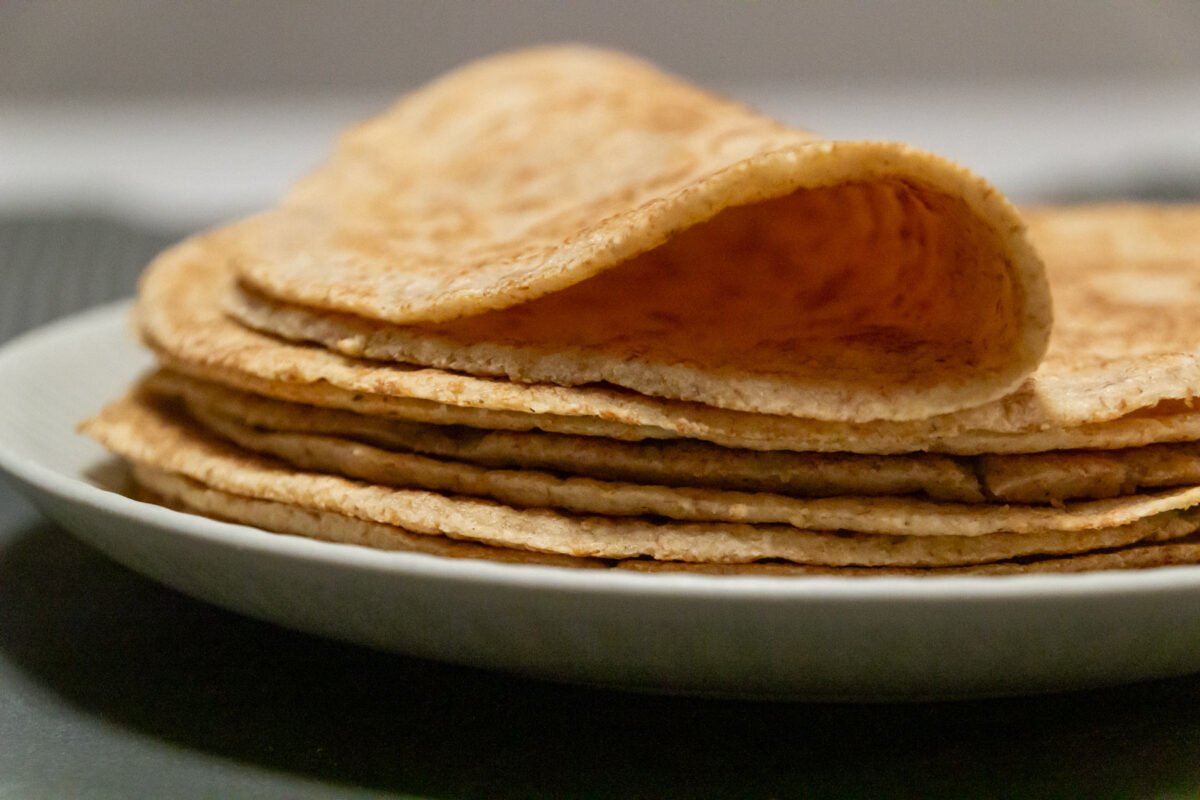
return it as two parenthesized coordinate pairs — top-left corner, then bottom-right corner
(152, 369), (1200, 505)
(224, 46), (1050, 421)
(615, 537), (1200, 575)
(139, 206), (1200, 454)
(132, 466), (1200, 577)
(150, 369), (984, 502)
(79, 391), (1200, 565)
(80, 47), (1200, 577)
(132, 467), (605, 568)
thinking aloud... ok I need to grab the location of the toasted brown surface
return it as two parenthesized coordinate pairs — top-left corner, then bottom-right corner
(139, 206), (1200, 454)
(78, 49), (1200, 578)
(151, 370), (1200, 504)
(184, 401), (986, 530)
(151, 370), (983, 502)
(132, 466), (1200, 577)
(166, 392), (1200, 535)
(226, 46), (1049, 420)
(79, 391), (1200, 565)
(979, 443), (1200, 504)
(132, 466), (605, 568)
(616, 535), (1200, 576)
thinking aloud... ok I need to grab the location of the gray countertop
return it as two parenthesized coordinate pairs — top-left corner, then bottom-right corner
(4, 216), (1200, 798)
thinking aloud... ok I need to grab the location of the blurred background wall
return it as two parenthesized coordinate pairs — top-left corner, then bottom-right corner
(3, 0), (1198, 96)
(2, 1), (1198, 229)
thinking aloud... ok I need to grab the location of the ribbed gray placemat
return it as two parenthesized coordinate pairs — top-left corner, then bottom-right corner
(0, 214), (178, 344)
(0, 214), (179, 532)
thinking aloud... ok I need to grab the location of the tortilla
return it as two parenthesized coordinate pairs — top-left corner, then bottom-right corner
(150, 369), (983, 502)
(79, 392), (1200, 564)
(132, 466), (604, 568)
(132, 466), (1200, 577)
(616, 536), (1200, 576)
(979, 445), (1200, 504)
(224, 46), (1050, 421)
(76, 48), (1200, 579)
(138, 206), (1200, 455)
(170, 392), (1200, 534)
(150, 369), (1200, 505)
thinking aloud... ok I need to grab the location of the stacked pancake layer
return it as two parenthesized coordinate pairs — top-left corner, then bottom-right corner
(81, 48), (1200, 574)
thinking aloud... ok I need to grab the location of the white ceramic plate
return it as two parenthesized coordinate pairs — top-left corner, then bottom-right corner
(4, 303), (1200, 701)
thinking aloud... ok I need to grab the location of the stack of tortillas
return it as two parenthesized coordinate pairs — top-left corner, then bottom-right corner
(81, 46), (1200, 575)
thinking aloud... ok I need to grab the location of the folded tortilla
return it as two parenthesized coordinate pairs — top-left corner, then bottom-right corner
(137, 205), (1200, 455)
(223, 45), (1050, 422)
(79, 47), (1200, 577)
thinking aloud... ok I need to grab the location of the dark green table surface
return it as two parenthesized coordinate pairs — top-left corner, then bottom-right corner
(3, 215), (1200, 799)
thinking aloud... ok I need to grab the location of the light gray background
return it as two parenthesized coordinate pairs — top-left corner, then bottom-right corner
(3, 0), (1199, 97)
(3, 1), (1199, 229)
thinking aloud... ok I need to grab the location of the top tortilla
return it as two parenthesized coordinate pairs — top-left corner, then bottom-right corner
(226, 45), (1049, 422)
(138, 204), (1200, 455)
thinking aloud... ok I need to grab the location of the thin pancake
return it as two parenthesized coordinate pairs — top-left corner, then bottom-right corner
(132, 466), (1200, 577)
(175, 394), (1200, 535)
(79, 392), (1200, 565)
(228, 46), (1050, 420)
(138, 206), (1200, 455)
(149, 369), (983, 503)
(616, 537), (1200, 576)
(132, 466), (604, 568)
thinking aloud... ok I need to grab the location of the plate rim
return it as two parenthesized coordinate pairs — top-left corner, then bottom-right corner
(5, 301), (1200, 604)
